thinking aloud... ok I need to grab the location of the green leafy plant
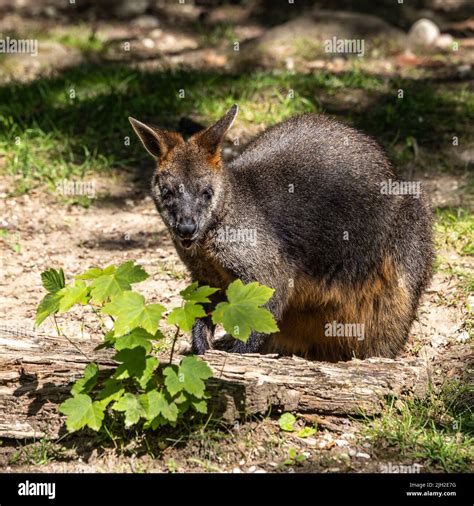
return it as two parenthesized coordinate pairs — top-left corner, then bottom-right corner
(278, 412), (317, 438)
(35, 262), (278, 433)
(283, 447), (308, 467)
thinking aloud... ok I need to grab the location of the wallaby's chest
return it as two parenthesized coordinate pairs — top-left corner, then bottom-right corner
(179, 239), (237, 291)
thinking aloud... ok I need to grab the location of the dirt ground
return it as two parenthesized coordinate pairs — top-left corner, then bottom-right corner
(0, 1), (473, 473)
(0, 169), (471, 473)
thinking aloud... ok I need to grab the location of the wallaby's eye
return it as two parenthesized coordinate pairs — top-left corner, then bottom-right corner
(202, 188), (213, 200)
(161, 186), (174, 199)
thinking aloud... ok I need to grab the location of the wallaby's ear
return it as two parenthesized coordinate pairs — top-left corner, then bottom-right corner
(193, 104), (238, 155)
(129, 117), (183, 161)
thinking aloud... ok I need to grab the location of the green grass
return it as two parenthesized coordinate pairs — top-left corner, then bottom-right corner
(9, 437), (67, 466)
(0, 58), (473, 194)
(435, 207), (474, 257)
(363, 380), (474, 472)
(194, 21), (237, 48)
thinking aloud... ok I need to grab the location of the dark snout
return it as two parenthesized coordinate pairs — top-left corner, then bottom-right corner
(177, 217), (197, 237)
(176, 217), (198, 247)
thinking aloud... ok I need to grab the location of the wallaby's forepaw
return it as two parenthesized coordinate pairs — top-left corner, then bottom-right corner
(191, 319), (211, 355)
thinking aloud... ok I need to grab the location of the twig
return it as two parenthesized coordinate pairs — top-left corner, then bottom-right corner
(168, 325), (181, 365)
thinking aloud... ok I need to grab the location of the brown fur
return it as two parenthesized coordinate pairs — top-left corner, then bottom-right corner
(129, 107), (433, 361)
(264, 255), (413, 360)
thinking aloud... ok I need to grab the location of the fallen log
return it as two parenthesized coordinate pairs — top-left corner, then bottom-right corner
(0, 331), (428, 439)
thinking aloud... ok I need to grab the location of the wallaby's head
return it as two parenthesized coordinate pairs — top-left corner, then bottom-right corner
(129, 105), (238, 249)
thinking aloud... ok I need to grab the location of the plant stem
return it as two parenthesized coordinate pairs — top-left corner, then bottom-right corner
(168, 326), (180, 365)
(52, 313), (90, 361)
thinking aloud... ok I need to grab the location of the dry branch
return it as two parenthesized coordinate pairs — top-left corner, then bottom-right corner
(0, 331), (428, 439)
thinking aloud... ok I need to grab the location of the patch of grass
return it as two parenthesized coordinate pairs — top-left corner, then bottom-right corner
(363, 380), (474, 472)
(354, 81), (474, 157)
(435, 207), (474, 256)
(194, 21), (237, 48)
(1, 59), (472, 194)
(155, 261), (187, 281)
(52, 31), (105, 53)
(0, 64), (386, 193)
(10, 437), (67, 466)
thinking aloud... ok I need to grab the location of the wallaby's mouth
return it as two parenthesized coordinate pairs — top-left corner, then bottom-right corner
(178, 235), (198, 249)
(180, 239), (194, 249)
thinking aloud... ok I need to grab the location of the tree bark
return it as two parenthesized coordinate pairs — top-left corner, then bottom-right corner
(0, 331), (428, 439)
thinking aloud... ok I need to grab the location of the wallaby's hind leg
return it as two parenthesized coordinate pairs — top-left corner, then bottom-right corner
(266, 254), (420, 361)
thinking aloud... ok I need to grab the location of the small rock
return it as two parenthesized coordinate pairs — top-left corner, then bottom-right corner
(285, 58), (295, 71)
(131, 15), (160, 30)
(142, 38), (155, 49)
(431, 334), (448, 348)
(408, 18), (440, 49)
(355, 452), (371, 459)
(255, 469), (267, 474)
(457, 331), (470, 343)
(334, 439), (348, 447)
(248, 465), (256, 473)
(457, 64), (472, 78)
(232, 467), (241, 473)
(434, 33), (453, 49)
(114, 0), (149, 19)
(150, 28), (163, 38)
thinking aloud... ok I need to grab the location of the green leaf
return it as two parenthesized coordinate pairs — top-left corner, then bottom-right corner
(297, 426), (317, 438)
(164, 356), (213, 399)
(279, 413), (297, 432)
(137, 356), (159, 389)
(212, 280), (279, 342)
(94, 331), (116, 351)
(87, 261), (149, 304)
(41, 268), (65, 292)
(112, 393), (146, 427)
(140, 390), (178, 423)
(103, 291), (165, 337)
(76, 266), (115, 280)
(146, 415), (167, 430)
(163, 366), (182, 397)
(58, 280), (90, 312)
(96, 379), (125, 408)
(35, 291), (62, 326)
(59, 394), (104, 432)
(167, 301), (206, 333)
(113, 347), (147, 380)
(192, 399), (208, 414)
(156, 394), (179, 422)
(140, 390), (161, 421)
(180, 282), (219, 303)
(114, 328), (160, 354)
(71, 363), (99, 396)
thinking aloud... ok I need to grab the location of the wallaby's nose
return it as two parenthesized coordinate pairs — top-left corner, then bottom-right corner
(177, 218), (197, 238)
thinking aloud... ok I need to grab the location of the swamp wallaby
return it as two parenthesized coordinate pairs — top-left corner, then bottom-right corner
(129, 105), (433, 361)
